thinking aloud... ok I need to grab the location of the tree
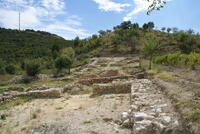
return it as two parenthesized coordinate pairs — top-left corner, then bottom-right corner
(143, 22), (154, 30)
(56, 47), (75, 74)
(143, 23), (149, 30)
(73, 36), (80, 47)
(61, 47), (75, 62)
(98, 30), (106, 36)
(176, 31), (197, 54)
(120, 21), (132, 30)
(147, 22), (155, 30)
(172, 27), (178, 34)
(0, 59), (6, 74)
(55, 56), (72, 74)
(51, 44), (60, 59)
(161, 27), (166, 32)
(5, 64), (16, 74)
(147, 0), (167, 15)
(51, 44), (60, 52)
(167, 28), (172, 34)
(131, 23), (139, 29)
(25, 61), (41, 76)
(143, 39), (160, 69)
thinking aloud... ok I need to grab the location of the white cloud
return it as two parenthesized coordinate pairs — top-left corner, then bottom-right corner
(44, 23), (90, 39)
(123, 0), (172, 21)
(93, 0), (130, 12)
(0, 0), (90, 39)
(123, 0), (150, 21)
(42, 0), (64, 11)
(65, 15), (82, 26)
(0, 7), (41, 29)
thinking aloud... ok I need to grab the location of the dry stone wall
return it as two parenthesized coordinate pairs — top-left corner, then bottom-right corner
(121, 79), (188, 134)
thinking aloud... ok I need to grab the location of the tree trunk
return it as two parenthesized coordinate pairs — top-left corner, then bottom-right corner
(139, 57), (142, 68)
(191, 64), (195, 70)
(149, 56), (152, 70)
(68, 67), (71, 74)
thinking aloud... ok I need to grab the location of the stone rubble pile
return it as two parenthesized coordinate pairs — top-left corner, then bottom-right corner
(121, 79), (185, 134)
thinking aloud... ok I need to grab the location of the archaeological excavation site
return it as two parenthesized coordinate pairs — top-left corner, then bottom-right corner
(1, 57), (199, 134)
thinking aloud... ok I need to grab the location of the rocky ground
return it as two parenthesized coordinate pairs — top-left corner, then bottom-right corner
(0, 57), (199, 134)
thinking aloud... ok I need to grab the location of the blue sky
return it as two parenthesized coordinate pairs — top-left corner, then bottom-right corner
(0, 0), (199, 39)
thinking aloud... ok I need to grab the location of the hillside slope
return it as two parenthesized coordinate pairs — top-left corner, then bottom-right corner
(0, 28), (73, 63)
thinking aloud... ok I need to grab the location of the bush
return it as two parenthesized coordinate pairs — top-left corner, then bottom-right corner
(55, 56), (72, 74)
(1, 114), (8, 120)
(154, 52), (200, 69)
(25, 61), (41, 76)
(0, 59), (6, 74)
(5, 64), (16, 74)
(0, 67), (6, 74)
(20, 61), (26, 70)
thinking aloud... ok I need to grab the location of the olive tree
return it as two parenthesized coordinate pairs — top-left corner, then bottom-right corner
(55, 47), (75, 74)
(143, 39), (160, 69)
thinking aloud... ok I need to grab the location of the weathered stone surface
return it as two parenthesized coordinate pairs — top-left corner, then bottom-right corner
(27, 88), (63, 98)
(121, 112), (129, 122)
(78, 73), (144, 86)
(26, 85), (49, 92)
(7, 86), (25, 92)
(121, 79), (186, 134)
(92, 82), (131, 96)
(9, 75), (37, 84)
(63, 84), (84, 94)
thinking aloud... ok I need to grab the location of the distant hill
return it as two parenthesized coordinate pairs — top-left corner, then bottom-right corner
(0, 28), (73, 63)
(1, 21), (200, 64)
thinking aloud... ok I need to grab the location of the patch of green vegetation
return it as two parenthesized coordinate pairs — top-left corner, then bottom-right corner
(56, 107), (63, 110)
(141, 59), (168, 72)
(0, 97), (33, 110)
(31, 113), (37, 119)
(112, 103), (117, 110)
(155, 71), (175, 81)
(1, 114), (8, 120)
(79, 87), (93, 95)
(168, 89), (182, 98)
(83, 120), (92, 124)
(178, 101), (200, 109)
(154, 52), (200, 69)
(186, 110), (200, 122)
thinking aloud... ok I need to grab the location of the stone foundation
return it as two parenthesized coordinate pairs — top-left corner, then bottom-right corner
(27, 88), (63, 98)
(92, 82), (131, 96)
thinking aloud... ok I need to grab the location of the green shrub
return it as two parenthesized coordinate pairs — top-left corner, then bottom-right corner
(25, 61), (41, 76)
(20, 61), (26, 70)
(55, 56), (72, 74)
(153, 55), (168, 65)
(0, 59), (6, 74)
(32, 113), (37, 119)
(1, 114), (8, 120)
(153, 53), (200, 68)
(0, 67), (6, 74)
(21, 77), (33, 83)
(5, 64), (16, 74)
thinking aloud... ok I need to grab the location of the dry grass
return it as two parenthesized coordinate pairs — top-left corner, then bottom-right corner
(155, 71), (175, 81)
(0, 97), (33, 110)
(184, 110), (200, 122)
